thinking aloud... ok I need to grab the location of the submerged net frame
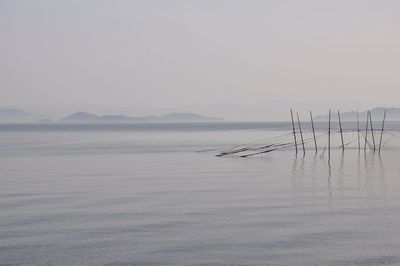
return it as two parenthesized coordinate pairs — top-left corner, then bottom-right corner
(215, 109), (395, 158)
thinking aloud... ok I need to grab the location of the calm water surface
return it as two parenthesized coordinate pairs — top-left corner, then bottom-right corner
(1, 123), (400, 265)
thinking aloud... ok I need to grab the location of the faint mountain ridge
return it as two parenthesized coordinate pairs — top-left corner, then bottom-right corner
(59, 112), (225, 123)
(315, 107), (400, 121)
(0, 108), (31, 116)
(0, 108), (37, 123)
(59, 112), (100, 123)
(155, 113), (224, 122)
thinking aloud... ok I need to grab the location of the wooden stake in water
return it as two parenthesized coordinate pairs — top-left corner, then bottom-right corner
(357, 110), (360, 151)
(338, 110), (344, 151)
(369, 111), (376, 152)
(310, 110), (317, 153)
(290, 109), (298, 154)
(378, 109), (386, 154)
(296, 112), (305, 156)
(364, 111), (369, 153)
(328, 109), (331, 161)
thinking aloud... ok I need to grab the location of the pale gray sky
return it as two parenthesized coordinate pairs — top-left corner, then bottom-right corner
(1, 0), (400, 119)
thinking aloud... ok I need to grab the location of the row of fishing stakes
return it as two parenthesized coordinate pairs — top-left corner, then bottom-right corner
(290, 109), (387, 160)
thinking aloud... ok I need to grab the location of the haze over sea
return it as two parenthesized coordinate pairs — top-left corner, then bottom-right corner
(1, 122), (400, 265)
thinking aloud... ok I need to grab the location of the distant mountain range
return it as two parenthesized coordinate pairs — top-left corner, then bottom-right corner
(315, 107), (400, 121)
(2, 107), (400, 123)
(0, 109), (225, 123)
(59, 112), (225, 123)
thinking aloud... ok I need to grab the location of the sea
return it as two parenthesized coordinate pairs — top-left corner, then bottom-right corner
(1, 122), (400, 266)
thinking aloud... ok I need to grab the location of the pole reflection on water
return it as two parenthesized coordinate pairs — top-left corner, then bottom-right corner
(289, 150), (391, 210)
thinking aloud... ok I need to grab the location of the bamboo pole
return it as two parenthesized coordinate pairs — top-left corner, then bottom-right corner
(364, 111), (369, 153)
(378, 109), (386, 154)
(369, 111), (376, 152)
(310, 110), (317, 153)
(328, 109), (331, 161)
(290, 109), (298, 154)
(357, 110), (360, 151)
(296, 112), (305, 156)
(338, 110), (344, 151)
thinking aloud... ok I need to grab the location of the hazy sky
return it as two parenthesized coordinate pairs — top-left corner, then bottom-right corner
(1, 0), (400, 115)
